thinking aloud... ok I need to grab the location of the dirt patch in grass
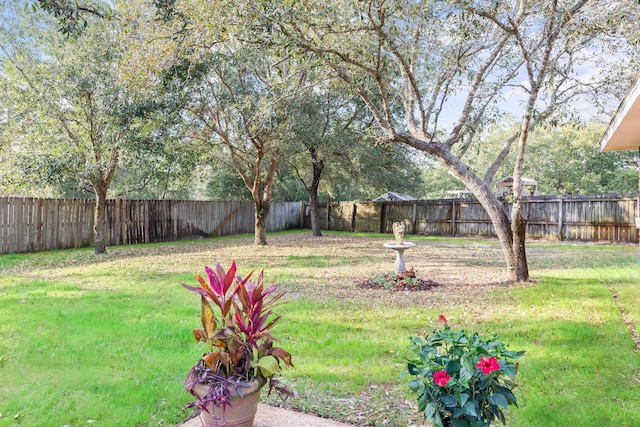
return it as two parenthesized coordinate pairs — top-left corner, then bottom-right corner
(1, 232), (517, 307)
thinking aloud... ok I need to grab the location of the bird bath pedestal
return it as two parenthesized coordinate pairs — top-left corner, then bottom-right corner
(383, 242), (416, 274)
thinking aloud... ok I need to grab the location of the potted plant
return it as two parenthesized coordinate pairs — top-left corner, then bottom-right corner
(404, 315), (524, 427)
(182, 261), (293, 427)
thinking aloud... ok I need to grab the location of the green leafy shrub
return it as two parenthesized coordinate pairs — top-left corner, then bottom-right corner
(372, 267), (419, 290)
(404, 315), (524, 427)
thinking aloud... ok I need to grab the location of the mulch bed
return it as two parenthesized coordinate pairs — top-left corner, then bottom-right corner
(356, 277), (441, 292)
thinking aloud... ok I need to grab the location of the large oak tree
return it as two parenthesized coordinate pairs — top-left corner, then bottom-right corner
(246, 0), (639, 281)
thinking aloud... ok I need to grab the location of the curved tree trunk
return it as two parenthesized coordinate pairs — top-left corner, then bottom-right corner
(406, 139), (517, 279)
(463, 178), (516, 280)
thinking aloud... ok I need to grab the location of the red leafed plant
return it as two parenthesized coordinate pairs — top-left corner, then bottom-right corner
(182, 261), (293, 418)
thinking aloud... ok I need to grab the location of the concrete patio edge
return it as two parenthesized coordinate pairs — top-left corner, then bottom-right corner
(179, 403), (354, 427)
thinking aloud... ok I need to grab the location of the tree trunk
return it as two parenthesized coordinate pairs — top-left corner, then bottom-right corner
(511, 200), (529, 282)
(508, 90), (535, 283)
(93, 183), (108, 255)
(232, 145), (278, 246)
(255, 147), (278, 245)
(309, 193), (323, 237)
(254, 200), (269, 245)
(308, 147), (324, 237)
(424, 141), (517, 279)
(471, 183), (517, 281)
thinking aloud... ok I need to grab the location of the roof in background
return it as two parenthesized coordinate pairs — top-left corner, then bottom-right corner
(495, 176), (537, 187)
(600, 72), (640, 152)
(373, 192), (416, 202)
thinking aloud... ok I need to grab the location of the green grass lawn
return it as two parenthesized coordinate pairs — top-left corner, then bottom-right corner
(0, 231), (639, 426)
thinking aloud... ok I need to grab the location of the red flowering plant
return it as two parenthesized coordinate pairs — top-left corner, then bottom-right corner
(372, 267), (419, 290)
(403, 315), (524, 427)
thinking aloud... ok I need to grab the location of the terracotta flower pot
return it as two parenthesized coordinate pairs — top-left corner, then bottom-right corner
(193, 378), (266, 427)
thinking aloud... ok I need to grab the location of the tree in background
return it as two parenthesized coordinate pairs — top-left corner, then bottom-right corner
(282, 87), (424, 236)
(181, 41), (305, 245)
(284, 91), (339, 237)
(527, 123), (638, 195)
(0, 1), (182, 253)
(422, 121), (639, 199)
(204, 165), (253, 201)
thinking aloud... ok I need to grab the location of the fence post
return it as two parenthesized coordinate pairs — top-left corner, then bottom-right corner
(114, 198), (121, 245)
(412, 202), (417, 235)
(171, 201), (178, 240)
(144, 200), (150, 243)
(351, 203), (357, 232)
(451, 200), (456, 236)
(121, 199), (128, 245)
(558, 198), (564, 241)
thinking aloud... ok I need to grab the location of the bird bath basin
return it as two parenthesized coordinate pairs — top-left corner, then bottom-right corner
(383, 241), (416, 274)
(384, 222), (415, 274)
(382, 242), (416, 274)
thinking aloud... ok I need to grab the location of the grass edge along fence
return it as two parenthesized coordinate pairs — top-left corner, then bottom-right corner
(304, 195), (640, 244)
(0, 197), (304, 255)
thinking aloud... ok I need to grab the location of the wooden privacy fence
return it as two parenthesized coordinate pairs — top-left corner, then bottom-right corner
(0, 197), (303, 255)
(304, 196), (640, 243)
(3, 195), (638, 255)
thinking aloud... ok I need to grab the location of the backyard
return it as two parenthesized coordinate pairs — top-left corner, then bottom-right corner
(0, 230), (639, 426)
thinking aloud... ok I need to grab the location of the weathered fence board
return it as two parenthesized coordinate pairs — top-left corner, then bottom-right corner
(0, 197), (302, 254)
(353, 203), (384, 233)
(328, 202), (356, 232)
(304, 196), (639, 244)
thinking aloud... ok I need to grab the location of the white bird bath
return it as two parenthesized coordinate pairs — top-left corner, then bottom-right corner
(383, 241), (416, 274)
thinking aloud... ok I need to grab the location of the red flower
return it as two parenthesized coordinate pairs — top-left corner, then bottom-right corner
(433, 369), (451, 387)
(438, 314), (448, 325)
(476, 356), (500, 374)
